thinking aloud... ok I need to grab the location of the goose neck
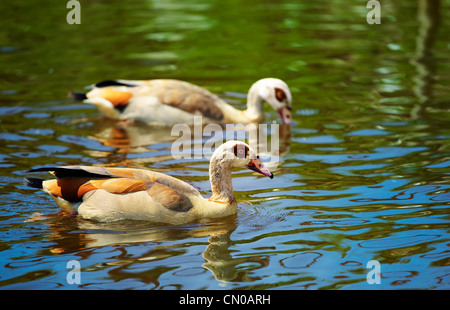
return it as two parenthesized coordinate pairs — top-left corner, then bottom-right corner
(209, 158), (236, 205)
(245, 86), (265, 122)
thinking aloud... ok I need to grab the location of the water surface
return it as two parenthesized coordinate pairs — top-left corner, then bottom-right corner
(0, 0), (449, 290)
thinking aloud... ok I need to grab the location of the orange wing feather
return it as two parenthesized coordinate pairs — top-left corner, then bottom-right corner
(89, 178), (150, 194)
(46, 177), (150, 202)
(93, 87), (133, 110)
(41, 166), (194, 212)
(46, 178), (95, 202)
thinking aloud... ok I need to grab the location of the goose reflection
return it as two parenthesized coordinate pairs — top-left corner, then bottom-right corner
(410, 0), (440, 118)
(85, 119), (180, 167)
(85, 118), (291, 170)
(202, 226), (269, 283)
(35, 214), (269, 284)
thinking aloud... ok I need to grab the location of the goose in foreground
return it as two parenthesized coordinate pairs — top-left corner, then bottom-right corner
(24, 141), (273, 224)
(71, 78), (292, 126)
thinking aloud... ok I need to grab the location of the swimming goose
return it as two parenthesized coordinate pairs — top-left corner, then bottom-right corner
(23, 141), (273, 224)
(71, 78), (292, 126)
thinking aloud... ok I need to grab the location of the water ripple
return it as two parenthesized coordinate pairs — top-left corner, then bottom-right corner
(358, 234), (441, 249)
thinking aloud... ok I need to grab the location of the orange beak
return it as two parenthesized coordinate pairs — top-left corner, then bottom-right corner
(247, 157), (273, 179)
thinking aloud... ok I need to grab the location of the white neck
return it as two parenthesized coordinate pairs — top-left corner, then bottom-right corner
(209, 157), (236, 205)
(244, 84), (265, 122)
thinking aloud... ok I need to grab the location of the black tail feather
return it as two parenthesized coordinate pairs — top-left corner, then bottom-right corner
(95, 80), (138, 88)
(23, 177), (44, 189)
(69, 91), (88, 101)
(27, 166), (116, 179)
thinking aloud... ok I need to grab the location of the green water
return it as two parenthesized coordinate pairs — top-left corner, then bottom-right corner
(0, 0), (449, 290)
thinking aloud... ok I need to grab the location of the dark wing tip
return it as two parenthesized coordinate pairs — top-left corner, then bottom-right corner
(23, 177), (43, 189)
(27, 166), (118, 180)
(95, 80), (138, 88)
(69, 91), (87, 101)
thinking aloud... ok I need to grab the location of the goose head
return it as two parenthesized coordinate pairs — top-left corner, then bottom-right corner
(210, 140), (273, 178)
(247, 78), (293, 124)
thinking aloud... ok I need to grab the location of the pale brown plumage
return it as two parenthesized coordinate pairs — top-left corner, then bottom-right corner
(71, 78), (293, 125)
(24, 141), (273, 224)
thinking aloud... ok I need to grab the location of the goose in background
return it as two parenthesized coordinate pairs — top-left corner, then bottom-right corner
(71, 78), (292, 126)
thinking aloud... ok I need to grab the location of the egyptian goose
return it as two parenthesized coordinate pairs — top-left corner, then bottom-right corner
(23, 141), (273, 224)
(71, 78), (292, 126)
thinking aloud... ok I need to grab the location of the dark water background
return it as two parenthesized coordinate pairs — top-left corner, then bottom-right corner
(0, 0), (449, 289)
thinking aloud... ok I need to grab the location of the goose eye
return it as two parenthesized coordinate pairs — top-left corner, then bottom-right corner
(233, 144), (249, 159)
(275, 87), (287, 102)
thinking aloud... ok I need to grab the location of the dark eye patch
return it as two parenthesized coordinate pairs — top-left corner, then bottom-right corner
(275, 87), (287, 102)
(233, 144), (249, 159)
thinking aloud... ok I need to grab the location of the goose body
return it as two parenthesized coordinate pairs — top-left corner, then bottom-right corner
(24, 141), (273, 224)
(71, 78), (292, 126)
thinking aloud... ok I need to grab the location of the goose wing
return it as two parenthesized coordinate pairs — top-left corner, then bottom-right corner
(87, 79), (226, 121)
(26, 166), (200, 212)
